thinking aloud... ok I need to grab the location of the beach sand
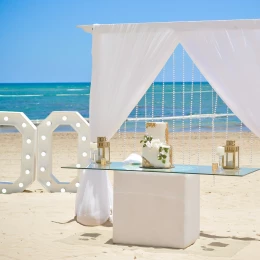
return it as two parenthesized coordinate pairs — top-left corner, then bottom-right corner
(0, 132), (260, 260)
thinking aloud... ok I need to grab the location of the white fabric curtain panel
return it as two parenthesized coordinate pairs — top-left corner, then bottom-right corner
(180, 28), (260, 137)
(75, 169), (113, 226)
(90, 24), (179, 140)
(76, 24), (179, 226)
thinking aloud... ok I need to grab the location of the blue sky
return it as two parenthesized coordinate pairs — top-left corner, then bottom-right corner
(0, 0), (259, 83)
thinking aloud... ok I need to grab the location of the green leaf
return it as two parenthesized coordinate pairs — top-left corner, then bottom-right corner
(140, 140), (143, 143)
(143, 144), (146, 147)
(162, 159), (166, 164)
(159, 147), (162, 152)
(162, 155), (167, 159)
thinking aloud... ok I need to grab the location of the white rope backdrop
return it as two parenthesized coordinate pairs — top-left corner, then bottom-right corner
(112, 44), (258, 167)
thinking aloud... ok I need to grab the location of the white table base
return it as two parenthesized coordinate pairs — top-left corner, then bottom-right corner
(113, 171), (200, 249)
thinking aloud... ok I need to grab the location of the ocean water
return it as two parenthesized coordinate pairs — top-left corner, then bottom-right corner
(0, 82), (248, 133)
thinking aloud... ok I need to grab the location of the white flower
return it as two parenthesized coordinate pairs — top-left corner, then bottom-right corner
(160, 149), (166, 155)
(151, 139), (162, 149)
(146, 141), (152, 148)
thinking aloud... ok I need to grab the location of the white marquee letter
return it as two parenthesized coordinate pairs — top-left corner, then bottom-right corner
(37, 111), (90, 192)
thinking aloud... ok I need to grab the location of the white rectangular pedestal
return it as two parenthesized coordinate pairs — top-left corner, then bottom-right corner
(113, 171), (200, 249)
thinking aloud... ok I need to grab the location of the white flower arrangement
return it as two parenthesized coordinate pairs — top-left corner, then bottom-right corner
(140, 135), (169, 164)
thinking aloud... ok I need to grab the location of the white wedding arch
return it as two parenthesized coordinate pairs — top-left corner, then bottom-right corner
(76, 19), (260, 225)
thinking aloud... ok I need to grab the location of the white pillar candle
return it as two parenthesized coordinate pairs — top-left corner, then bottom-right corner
(227, 160), (233, 167)
(216, 146), (225, 156)
(90, 142), (98, 150)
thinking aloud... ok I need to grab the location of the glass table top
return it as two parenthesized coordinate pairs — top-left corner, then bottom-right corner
(62, 162), (260, 177)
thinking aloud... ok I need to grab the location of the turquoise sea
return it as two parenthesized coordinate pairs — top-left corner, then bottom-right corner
(0, 82), (248, 133)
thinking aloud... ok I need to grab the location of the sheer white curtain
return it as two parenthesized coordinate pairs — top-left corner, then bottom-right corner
(90, 24), (180, 140)
(181, 29), (260, 136)
(76, 24), (179, 226)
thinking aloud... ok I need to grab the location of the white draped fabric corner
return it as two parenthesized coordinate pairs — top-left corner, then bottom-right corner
(75, 169), (113, 226)
(180, 29), (260, 137)
(90, 24), (179, 140)
(76, 24), (179, 226)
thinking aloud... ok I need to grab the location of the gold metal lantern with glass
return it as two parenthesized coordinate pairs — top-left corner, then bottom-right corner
(96, 137), (110, 164)
(223, 140), (239, 169)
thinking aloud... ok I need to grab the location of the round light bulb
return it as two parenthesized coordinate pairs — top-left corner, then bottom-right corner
(2, 189), (7, 194)
(76, 123), (81, 127)
(22, 123), (27, 128)
(82, 152), (87, 157)
(75, 183), (80, 188)
(61, 188), (66, 193)
(26, 139), (31, 144)
(41, 135), (46, 140)
(19, 183), (24, 188)
(62, 116), (67, 121)
(81, 136), (87, 141)
(46, 121), (52, 126)
(25, 155), (30, 160)
(41, 152), (46, 157)
(46, 181), (51, 187)
(25, 170), (30, 175)
(76, 164), (81, 168)
(4, 116), (8, 121)
(40, 167), (45, 172)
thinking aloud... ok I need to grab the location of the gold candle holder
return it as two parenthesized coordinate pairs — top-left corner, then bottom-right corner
(96, 137), (110, 164)
(223, 140), (239, 169)
(212, 163), (218, 172)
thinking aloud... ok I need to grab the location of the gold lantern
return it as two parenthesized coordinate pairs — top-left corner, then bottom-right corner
(96, 137), (110, 164)
(223, 140), (239, 169)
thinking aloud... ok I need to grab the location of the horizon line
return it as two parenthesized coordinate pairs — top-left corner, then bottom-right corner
(0, 81), (209, 84)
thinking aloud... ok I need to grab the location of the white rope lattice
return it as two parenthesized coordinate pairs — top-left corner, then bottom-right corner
(250, 132), (253, 166)
(144, 92), (147, 119)
(123, 121), (127, 158)
(116, 47), (256, 169)
(134, 104), (138, 152)
(162, 67), (165, 121)
(188, 62), (194, 165)
(226, 106), (229, 140)
(211, 93), (218, 163)
(118, 124), (121, 139)
(197, 73), (202, 165)
(172, 52), (175, 163)
(126, 113), (235, 122)
(239, 120), (243, 165)
(151, 82), (155, 121)
(182, 47), (185, 164)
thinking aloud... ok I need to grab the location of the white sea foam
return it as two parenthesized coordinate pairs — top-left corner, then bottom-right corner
(67, 89), (86, 91)
(56, 94), (89, 96)
(0, 94), (43, 97)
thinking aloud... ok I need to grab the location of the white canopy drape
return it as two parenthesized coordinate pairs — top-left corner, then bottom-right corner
(89, 24), (179, 140)
(77, 19), (260, 226)
(76, 24), (179, 225)
(181, 29), (260, 136)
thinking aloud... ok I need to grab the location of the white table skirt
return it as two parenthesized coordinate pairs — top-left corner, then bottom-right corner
(113, 171), (200, 249)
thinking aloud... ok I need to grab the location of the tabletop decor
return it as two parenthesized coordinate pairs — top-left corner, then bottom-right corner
(141, 122), (172, 169)
(216, 146), (225, 172)
(96, 137), (110, 164)
(223, 140), (239, 169)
